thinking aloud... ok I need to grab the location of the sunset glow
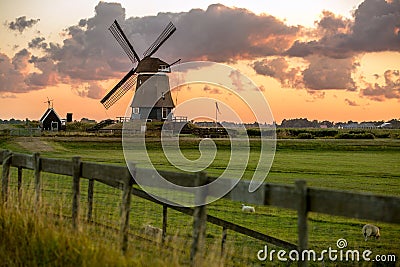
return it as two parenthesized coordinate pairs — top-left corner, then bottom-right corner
(0, 0), (399, 123)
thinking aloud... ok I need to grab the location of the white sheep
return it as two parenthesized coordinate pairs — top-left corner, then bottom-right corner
(362, 224), (380, 241)
(143, 224), (163, 240)
(241, 204), (255, 213)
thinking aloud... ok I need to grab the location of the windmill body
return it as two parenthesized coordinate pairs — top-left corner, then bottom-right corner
(131, 57), (175, 121)
(101, 20), (178, 122)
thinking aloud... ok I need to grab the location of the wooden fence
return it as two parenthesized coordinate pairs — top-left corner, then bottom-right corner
(1, 149), (400, 266)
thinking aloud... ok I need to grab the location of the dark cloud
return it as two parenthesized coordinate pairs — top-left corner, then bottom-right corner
(99, 3), (299, 63)
(0, 52), (28, 93)
(349, 0), (400, 52)
(12, 49), (30, 71)
(316, 11), (351, 37)
(345, 98), (360, 106)
(0, 49), (57, 94)
(306, 90), (325, 101)
(361, 70), (400, 100)
(28, 37), (47, 49)
(252, 57), (303, 88)
(303, 56), (357, 90)
(286, 0), (400, 58)
(7, 16), (40, 33)
(26, 56), (58, 89)
(163, 4), (298, 62)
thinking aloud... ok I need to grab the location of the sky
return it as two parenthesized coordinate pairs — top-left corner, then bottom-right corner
(0, 0), (399, 123)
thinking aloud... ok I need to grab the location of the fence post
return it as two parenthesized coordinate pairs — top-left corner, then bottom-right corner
(221, 226), (227, 255)
(120, 163), (134, 254)
(18, 167), (23, 203)
(162, 204), (168, 244)
(87, 178), (94, 222)
(33, 152), (41, 210)
(190, 171), (208, 266)
(1, 150), (12, 203)
(296, 180), (308, 267)
(72, 157), (81, 230)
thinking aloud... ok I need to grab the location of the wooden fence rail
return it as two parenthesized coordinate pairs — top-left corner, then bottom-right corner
(1, 149), (400, 267)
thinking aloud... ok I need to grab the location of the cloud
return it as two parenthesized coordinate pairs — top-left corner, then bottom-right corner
(7, 16), (40, 33)
(305, 90), (325, 102)
(0, 52), (28, 93)
(253, 55), (358, 91)
(28, 37), (47, 49)
(72, 82), (104, 99)
(1, 1), (398, 101)
(345, 98), (360, 106)
(252, 57), (303, 88)
(203, 85), (222, 94)
(361, 70), (400, 100)
(0, 93), (17, 99)
(161, 4), (298, 62)
(27, 55), (59, 89)
(303, 56), (357, 90)
(286, 0), (400, 58)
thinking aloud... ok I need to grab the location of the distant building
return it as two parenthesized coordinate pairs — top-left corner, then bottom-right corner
(379, 122), (392, 128)
(338, 122), (378, 129)
(66, 113), (73, 122)
(40, 108), (62, 131)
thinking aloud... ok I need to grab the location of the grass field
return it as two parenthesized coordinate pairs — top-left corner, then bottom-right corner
(1, 136), (399, 266)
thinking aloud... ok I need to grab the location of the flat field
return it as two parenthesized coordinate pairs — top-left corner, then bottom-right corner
(1, 136), (399, 266)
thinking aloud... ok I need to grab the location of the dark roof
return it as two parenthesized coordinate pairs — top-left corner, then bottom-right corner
(40, 108), (61, 122)
(136, 57), (170, 73)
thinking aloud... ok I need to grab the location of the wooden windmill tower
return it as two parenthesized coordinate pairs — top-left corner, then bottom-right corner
(100, 19), (180, 121)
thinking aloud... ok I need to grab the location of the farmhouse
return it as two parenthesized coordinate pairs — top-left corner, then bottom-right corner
(40, 108), (62, 131)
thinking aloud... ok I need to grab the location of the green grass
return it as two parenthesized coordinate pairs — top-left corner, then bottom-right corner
(1, 136), (400, 266)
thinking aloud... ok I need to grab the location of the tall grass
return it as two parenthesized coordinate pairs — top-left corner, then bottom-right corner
(0, 173), (236, 266)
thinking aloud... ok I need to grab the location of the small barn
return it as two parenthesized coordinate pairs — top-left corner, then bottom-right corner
(40, 108), (62, 131)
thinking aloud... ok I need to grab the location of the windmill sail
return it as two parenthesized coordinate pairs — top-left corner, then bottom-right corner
(101, 19), (177, 113)
(109, 20), (141, 64)
(143, 22), (176, 58)
(100, 68), (138, 109)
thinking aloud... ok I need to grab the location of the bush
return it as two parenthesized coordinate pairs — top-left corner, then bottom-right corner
(297, 133), (314, 139)
(312, 129), (338, 138)
(246, 128), (261, 137)
(335, 133), (375, 139)
(374, 132), (391, 138)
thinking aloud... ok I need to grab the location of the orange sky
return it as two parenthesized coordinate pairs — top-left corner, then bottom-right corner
(0, 1), (399, 123)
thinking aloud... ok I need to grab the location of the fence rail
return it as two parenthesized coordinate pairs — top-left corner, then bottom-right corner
(1, 149), (400, 266)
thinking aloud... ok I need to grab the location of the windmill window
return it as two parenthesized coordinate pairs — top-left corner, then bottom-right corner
(158, 65), (170, 72)
(133, 108), (139, 114)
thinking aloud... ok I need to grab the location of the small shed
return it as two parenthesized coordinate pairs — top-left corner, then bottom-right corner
(40, 108), (62, 131)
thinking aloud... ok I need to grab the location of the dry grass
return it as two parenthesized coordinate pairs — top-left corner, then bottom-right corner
(0, 187), (233, 267)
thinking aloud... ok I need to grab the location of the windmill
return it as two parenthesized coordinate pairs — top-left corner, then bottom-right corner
(44, 97), (54, 109)
(100, 19), (180, 121)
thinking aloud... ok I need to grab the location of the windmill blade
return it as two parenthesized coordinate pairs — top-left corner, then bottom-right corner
(100, 68), (137, 109)
(109, 20), (141, 64)
(143, 22), (176, 58)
